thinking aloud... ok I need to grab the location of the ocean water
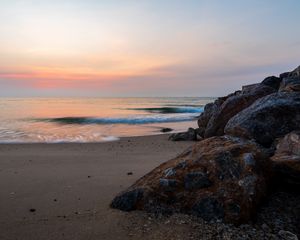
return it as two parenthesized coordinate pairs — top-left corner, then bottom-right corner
(0, 97), (214, 143)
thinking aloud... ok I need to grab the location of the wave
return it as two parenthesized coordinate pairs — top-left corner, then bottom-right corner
(0, 136), (120, 144)
(39, 114), (198, 125)
(126, 106), (204, 114)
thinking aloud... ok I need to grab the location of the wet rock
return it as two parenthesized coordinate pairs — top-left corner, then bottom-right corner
(204, 84), (275, 137)
(271, 131), (300, 185)
(111, 136), (269, 224)
(168, 128), (197, 141)
(225, 92), (300, 147)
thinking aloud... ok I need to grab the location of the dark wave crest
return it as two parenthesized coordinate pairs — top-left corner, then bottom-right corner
(126, 106), (203, 114)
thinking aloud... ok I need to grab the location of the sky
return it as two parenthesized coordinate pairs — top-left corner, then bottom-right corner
(0, 0), (300, 97)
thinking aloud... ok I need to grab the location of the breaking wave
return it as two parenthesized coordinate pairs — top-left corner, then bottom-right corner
(39, 114), (199, 125)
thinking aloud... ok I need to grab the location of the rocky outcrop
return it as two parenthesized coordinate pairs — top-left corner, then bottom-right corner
(197, 66), (299, 141)
(111, 136), (269, 224)
(224, 92), (300, 147)
(112, 65), (300, 225)
(271, 131), (300, 185)
(204, 84), (275, 138)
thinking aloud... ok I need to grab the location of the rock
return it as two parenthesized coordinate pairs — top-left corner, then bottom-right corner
(280, 66), (300, 79)
(197, 102), (218, 132)
(160, 128), (173, 133)
(195, 127), (205, 138)
(168, 128), (197, 141)
(159, 179), (178, 192)
(164, 167), (176, 177)
(280, 72), (290, 79)
(287, 65), (300, 78)
(271, 131), (300, 185)
(184, 171), (212, 190)
(278, 230), (298, 240)
(225, 92), (300, 147)
(111, 136), (269, 224)
(204, 84), (275, 137)
(110, 188), (144, 211)
(261, 76), (282, 90)
(191, 196), (224, 221)
(279, 77), (300, 92)
(197, 92), (243, 135)
(278, 66), (300, 92)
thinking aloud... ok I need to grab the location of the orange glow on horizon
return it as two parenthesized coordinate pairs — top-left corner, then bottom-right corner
(0, 60), (176, 89)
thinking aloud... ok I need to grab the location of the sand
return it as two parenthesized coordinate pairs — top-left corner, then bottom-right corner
(1, 134), (299, 240)
(0, 134), (193, 240)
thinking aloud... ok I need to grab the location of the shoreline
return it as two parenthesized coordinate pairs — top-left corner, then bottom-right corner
(0, 133), (171, 145)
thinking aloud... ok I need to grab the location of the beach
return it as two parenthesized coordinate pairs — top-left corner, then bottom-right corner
(1, 1), (300, 239)
(0, 134), (194, 240)
(1, 134), (299, 240)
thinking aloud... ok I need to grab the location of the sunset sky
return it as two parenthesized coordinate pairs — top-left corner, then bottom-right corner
(1, 0), (300, 97)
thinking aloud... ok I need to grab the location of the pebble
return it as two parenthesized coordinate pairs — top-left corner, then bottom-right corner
(278, 230), (298, 240)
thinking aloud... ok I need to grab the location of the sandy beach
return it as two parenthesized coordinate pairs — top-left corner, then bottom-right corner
(0, 134), (194, 240)
(1, 134), (299, 240)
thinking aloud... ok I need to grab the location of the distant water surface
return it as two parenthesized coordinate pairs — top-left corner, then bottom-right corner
(0, 97), (214, 143)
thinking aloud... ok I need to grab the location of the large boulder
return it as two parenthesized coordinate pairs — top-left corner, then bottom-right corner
(225, 92), (300, 147)
(271, 131), (300, 185)
(111, 136), (269, 224)
(204, 84), (275, 138)
(197, 95), (233, 136)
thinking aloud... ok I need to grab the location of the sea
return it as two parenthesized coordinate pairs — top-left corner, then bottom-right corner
(0, 97), (214, 143)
